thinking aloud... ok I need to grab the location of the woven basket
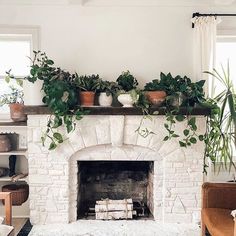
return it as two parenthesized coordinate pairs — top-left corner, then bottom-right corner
(2, 184), (29, 206)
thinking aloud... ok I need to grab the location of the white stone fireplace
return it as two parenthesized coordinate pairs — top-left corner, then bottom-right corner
(27, 114), (206, 225)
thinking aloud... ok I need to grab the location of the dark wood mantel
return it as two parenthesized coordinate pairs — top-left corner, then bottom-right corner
(24, 106), (211, 116)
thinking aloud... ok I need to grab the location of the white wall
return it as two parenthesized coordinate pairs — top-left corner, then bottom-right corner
(0, 2), (236, 184)
(0, 3), (235, 87)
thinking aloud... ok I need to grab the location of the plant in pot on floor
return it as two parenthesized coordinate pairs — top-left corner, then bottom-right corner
(97, 80), (120, 106)
(0, 85), (26, 122)
(75, 74), (100, 106)
(116, 70), (139, 107)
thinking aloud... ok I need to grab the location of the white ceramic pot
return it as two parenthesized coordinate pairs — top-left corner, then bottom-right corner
(98, 93), (113, 107)
(23, 80), (45, 106)
(117, 94), (134, 107)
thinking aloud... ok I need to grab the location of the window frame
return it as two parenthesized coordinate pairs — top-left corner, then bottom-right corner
(0, 26), (40, 120)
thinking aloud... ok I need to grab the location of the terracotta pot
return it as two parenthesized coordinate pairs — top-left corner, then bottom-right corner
(2, 184), (29, 206)
(0, 135), (11, 152)
(9, 103), (27, 122)
(145, 91), (167, 106)
(79, 91), (95, 106)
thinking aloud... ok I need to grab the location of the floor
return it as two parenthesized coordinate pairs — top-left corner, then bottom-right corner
(29, 220), (200, 236)
(11, 218), (28, 236)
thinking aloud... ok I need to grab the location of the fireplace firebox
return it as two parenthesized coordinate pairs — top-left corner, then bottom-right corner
(77, 161), (154, 220)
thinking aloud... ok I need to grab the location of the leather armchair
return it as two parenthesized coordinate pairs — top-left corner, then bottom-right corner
(202, 182), (236, 236)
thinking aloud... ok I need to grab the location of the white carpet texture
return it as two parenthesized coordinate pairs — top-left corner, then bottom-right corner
(29, 220), (200, 236)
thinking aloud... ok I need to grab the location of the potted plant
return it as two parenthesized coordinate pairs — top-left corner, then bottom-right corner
(0, 85), (26, 122)
(75, 74), (100, 106)
(116, 71), (139, 107)
(97, 80), (120, 106)
(203, 63), (236, 172)
(144, 76), (167, 106)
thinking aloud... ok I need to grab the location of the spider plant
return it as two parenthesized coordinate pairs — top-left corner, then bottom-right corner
(204, 62), (236, 172)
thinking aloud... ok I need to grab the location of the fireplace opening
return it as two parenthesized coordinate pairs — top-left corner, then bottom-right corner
(77, 161), (154, 220)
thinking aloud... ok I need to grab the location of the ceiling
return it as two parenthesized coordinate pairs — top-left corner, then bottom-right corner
(0, 0), (235, 6)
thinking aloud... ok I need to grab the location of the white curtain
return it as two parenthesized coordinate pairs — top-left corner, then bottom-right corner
(192, 16), (221, 97)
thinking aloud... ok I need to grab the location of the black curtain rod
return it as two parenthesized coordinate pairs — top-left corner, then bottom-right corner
(192, 12), (236, 28)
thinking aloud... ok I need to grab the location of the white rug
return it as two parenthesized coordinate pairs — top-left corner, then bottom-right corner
(29, 220), (200, 236)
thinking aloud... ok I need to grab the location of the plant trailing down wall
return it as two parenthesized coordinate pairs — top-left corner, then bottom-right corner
(26, 51), (89, 150)
(160, 73), (206, 147)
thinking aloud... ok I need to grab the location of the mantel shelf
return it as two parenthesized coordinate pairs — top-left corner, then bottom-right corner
(24, 106), (211, 116)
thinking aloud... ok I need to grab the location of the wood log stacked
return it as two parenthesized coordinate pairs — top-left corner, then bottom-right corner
(95, 199), (136, 220)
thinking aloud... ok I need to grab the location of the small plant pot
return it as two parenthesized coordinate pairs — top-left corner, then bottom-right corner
(169, 93), (184, 107)
(79, 91), (95, 106)
(9, 103), (27, 122)
(117, 94), (134, 107)
(2, 184), (29, 206)
(145, 91), (167, 106)
(99, 93), (113, 107)
(0, 135), (11, 152)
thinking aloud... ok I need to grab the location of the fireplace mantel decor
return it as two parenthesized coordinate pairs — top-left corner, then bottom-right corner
(27, 111), (207, 225)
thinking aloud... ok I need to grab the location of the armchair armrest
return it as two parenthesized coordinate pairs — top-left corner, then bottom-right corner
(0, 192), (12, 226)
(202, 182), (236, 210)
(234, 218), (236, 236)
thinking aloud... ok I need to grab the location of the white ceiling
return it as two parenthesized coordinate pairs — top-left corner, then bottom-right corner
(0, 0), (235, 6)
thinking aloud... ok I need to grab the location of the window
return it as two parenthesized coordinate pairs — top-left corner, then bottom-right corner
(0, 27), (39, 119)
(215, 31), (236, 96)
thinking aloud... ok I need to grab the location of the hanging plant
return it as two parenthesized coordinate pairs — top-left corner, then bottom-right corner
(26, 51), (89, 150)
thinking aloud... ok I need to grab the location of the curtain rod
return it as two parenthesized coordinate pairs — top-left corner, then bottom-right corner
(192, 12), (236, 28)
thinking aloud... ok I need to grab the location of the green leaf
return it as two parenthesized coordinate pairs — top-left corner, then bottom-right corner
(183, 129), (190, 136)
(172, 134), (179, 138)
(190, 137), (197, 144)
(164, 123), (169, 129)
(163, 136), (169, 141)
(41, 136), (46, 146)
(179, 141), (186, 147)
(53, 132), (63, 142)
(198, 135), (204, 141)
(188, 117), (196, 126)
(49, 142), (57, 150)
(175, 115), (185, 122)
(5, 76), (10, 83)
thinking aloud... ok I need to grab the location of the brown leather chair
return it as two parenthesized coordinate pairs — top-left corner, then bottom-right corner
(202, 182), (236, 236)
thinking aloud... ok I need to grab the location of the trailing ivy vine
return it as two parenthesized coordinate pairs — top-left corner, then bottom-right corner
(27, 51), (89, 150)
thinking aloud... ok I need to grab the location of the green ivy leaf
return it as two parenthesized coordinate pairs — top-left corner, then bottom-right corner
(175, 115), (185, 122)
(163, 136), (169, 141)
(41, 136), (46, 146)
(198, 135), (204, 141)
(49, 142), (57, 150)
(183, 129), (190, 136)
(179, 141), (187, 147)
(172, 134), (179, 138)
(53, 132), (63, 142)
(190, 137), (197, 144)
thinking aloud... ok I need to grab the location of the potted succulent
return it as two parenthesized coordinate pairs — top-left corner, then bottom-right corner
(144, 79), (166, 106)
(97, 80), (120, 106)
(0, 85), (26, 122)
(116, 71), (139, 107)
(74, 74), (100, 106)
